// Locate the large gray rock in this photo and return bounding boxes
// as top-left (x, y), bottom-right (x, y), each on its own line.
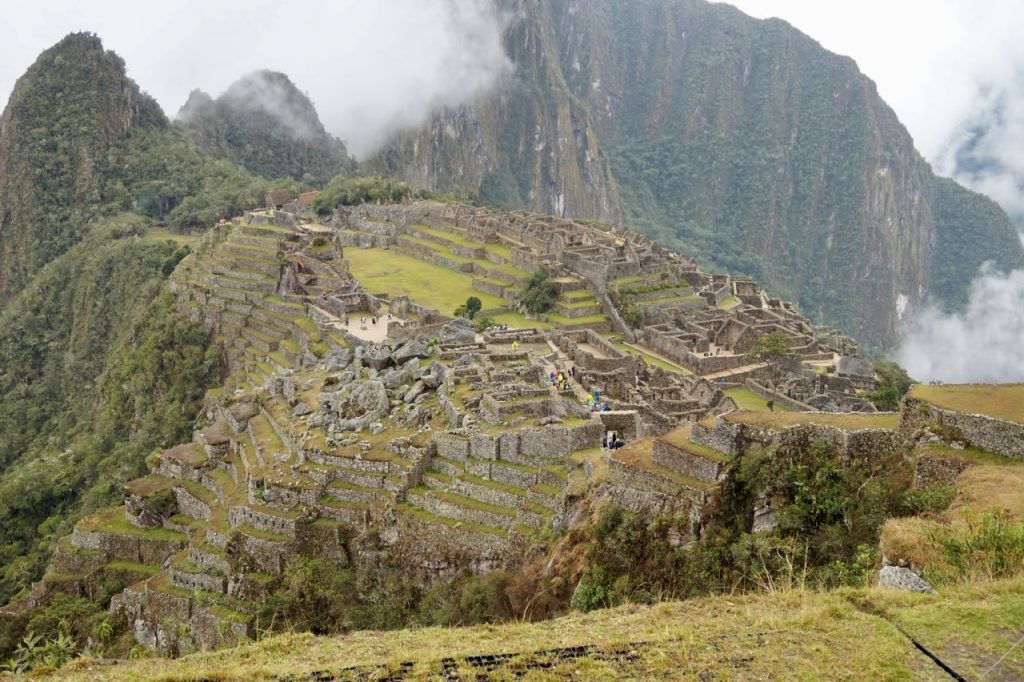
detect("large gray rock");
top-left (404, 380), bottom-right (427, 404)
top-left (438, 318), bottom-right (475, 345)
top-left (362, 343), bottom-right (393, 370)
top-left (877, 565), bottom-right (936, 594)
top-left (324, 348), bottom-right (351, 371)
top-left (316, 380), bottom-right (390, 432)
top-left (393, 340), bottom-right (431, 364)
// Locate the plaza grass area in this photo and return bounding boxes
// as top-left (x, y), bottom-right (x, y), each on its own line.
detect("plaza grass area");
top-left (345, 247), bottom-right (505, 313)
top-left (908, 383), bottom-right (1024, 424)
top-left (724, 409), bottom-right (899, 430)
top-left (50, 577), bottom-right (1024, 680)
top-left (725, 387), bottom-right (788, 412)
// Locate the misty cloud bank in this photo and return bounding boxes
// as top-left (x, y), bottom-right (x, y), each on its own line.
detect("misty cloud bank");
top-left (938, 75), bottom-right (1024, 223)
top-left (896, 265), bottom-right (1024, 383)
top-left (0, 0), bottom-right (512, 159)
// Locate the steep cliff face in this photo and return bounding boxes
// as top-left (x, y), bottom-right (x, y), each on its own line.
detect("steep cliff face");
top-left (176, 70), bottom-right (355, 183)
top-left (371, 1), bottom-right (622, 222)
top-left (0, 33), bottom-right (165, 306)
top-left (370, 0), bottom-right (1024, 346)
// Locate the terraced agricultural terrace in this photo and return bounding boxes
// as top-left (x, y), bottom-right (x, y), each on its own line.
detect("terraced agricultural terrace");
top-left (23, 200), bottom-right (905, 653)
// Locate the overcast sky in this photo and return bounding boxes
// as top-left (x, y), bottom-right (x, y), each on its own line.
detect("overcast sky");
top-left (2, 0), bottom-right (1022, 165)
top-left (0, 0), bottom-right (511, 157)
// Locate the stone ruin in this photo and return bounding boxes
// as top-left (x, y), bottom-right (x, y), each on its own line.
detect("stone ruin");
top-left (20, 200), bottom-right (885, 655)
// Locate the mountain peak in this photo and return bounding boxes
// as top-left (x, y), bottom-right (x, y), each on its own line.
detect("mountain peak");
top-left (174, 69), bottom-right (353, 182)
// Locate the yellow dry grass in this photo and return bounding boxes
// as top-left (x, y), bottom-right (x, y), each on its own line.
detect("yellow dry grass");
top-left (43, 577), bottom-right (1024, 681)
top-left (908, 383), bottom-right (1024, 424)
top-left (723, 410), bottom-right (899, 431)
top-left (880, 465), bottom-right (1024, 574)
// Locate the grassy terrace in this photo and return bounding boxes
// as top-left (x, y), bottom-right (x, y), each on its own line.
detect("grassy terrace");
top-left (397, 502), bottom-right (507, 537)
top-left (608, 337), bottom-right (692, 375)
top-left (658, 424), bottom-right (730, 462)
top-left (345, 247), bottom-right (505, 312)
top-left (612, 438), bottom-right (715, 491)
top-left (915, 441), bottom-right (1024, 467)
top-left (408, 224), bottom-right (519, 260)
top-left (723, 410), bottom-right (900, 431)
top-left (724, 386), bottom-right (786, 412)
top-left (78, 507), bottom-right (187, 542)
top-left (908, 383), bottom-right (1024, 424)
top-left (56, 576), bottom-right (1024, 680)
top-left (490, 311), bottom-right (552, 330)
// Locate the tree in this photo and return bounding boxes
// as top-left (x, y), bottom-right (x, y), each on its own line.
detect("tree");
top-left (865, 360), bottom-right (913, 411)
top-left (746, 330), bottom-right (793, 387)
top-left (464, 296), bottom-right (482, 320)
top-left (519, 269), bottom-right (558, 314)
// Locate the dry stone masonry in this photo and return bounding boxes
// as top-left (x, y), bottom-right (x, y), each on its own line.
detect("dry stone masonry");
top-left (26, 200), bottom-right (903, 654)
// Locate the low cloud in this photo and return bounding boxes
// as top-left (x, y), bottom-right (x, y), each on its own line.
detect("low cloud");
top-left (896, 264), bottom-right (1024, 383)
top-left (937, 74), bottom-right (1024, 224)
top-left (0, 0), bottom-right (511, 158)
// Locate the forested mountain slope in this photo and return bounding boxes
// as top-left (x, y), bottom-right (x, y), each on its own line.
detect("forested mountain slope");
top-left (370, 0), bottom-right (1024, 346)
top-left (0, 34), bottom-right (265, 602)
top-left (176, 70), bottom-right (356, 184)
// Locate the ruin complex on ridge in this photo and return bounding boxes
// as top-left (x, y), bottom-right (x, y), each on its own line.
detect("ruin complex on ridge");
top-left (24, 199), bottom-right (889, 652)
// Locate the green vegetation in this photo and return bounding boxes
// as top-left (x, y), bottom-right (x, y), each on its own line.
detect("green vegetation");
top-left (454, 295), bottom-right (482, 319)
top-left (908, 383), bottom-right (1024, 424)
top-left (0, 229), bottom-right (221, 604)
top-left (725, 387), bottom-right (781, 412)
top-left (930, 177), bottom-right (1024, 308)
top-left (312, 176), bottom-right (410, 215)
top-left (864, 360), bottom-right (913, 411)
top-left (518, 269), bottom-right (558, 314)
top-left (344, 248), bottom-right (503, 312)
top-left (881, 465), bottom-right (1024, 585)
top-left (175, 71), bottom-right (356, 184)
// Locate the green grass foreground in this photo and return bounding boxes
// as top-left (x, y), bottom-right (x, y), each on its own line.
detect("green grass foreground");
top-left (48, 578), bottom-right (1024, 680)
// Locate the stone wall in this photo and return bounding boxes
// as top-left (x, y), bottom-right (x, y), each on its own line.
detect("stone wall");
top-left (901, 397), bottom-right (1024, 459)
top-left (914, 455), bottom-right (971, 489)
top-left (745, 379), bottom-right (816, 412)
top-left (607, 457), bottom-right (708, 499)
top-left (651, 440), bottom-right (723, 482)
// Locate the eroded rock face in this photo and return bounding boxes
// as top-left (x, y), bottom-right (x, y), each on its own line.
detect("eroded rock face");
top-left (315, 380), bottom-right (389, 432)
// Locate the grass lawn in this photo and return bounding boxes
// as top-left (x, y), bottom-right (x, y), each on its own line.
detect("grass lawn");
top-left (724, 410), bottom-right (899, 431)
top-left (608, 338), bottom-right (692, 375)
top-left (725, 387), bottom-right (788, 412)
top-left (142, 227), bottom-right (199, 246)
top-left (345, 248), bottom-right (505, 312)
top-left (490, 311), bottom-right (553, 329)
top-left (908, 383), bottom-right (1024, 424)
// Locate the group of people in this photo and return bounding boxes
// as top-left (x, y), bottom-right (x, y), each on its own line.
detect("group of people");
top-left (549, 367), bottom-right (575, 392)
top-left (603, 431), bottom-right (625, 450)
top-left (343, 312), bottom-right (394, 331)
top-left (585, 387), bottom-right (611, 413)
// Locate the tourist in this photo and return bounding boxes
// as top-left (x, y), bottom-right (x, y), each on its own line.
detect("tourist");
top-left (512, 341), bottom-right (519, 352)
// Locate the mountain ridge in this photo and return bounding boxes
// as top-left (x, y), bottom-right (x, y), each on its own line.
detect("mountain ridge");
top-left (368, 0), bottom-right (1024, 347)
